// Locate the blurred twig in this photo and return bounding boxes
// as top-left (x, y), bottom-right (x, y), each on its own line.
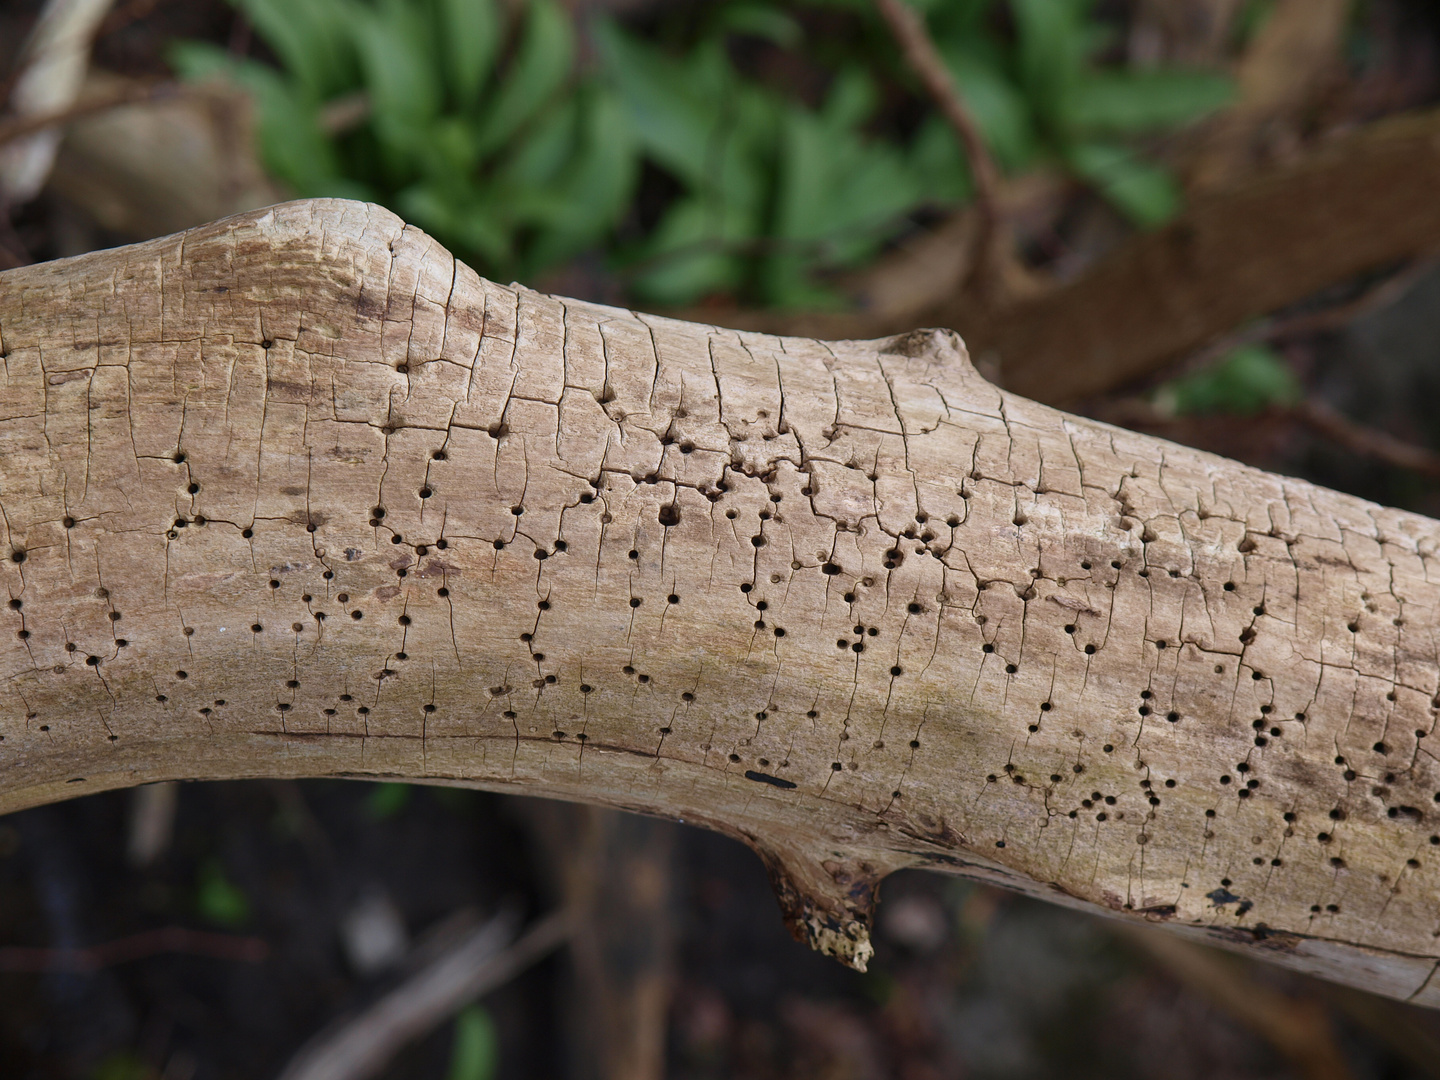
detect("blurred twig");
top-left (0, 0), bottom-right (116, 205)
top-left (1188, 0), bottom-right (1350, 189)
top-left (698, 107), bottom-right (1440, 406)
top-left (871, 0), bottom-right (999, 223)
top-left (0, 926), bottom-right (268, 972)
top-left (276, 909), bottom-right (569, 1080)
top-left (1293, 399), bottom-right (1440, 479)
top-left (1105, 394), bottom-right (1440, 481)
top-left (1232, 256), bottom-right (1436, 354)
top-left (1133, 255), bottom-right (1437, 383)
top-left (518, 802), bottom-right (675, 1080)
top-left (1123, 926), bottom-right (1355, 1080)
top-left (317, 91), bottom-right (371, 136)
top-left (965, 107), bottom-right (1440, 403)
top-left (870, 0), bottom-right (1014, 299)
top-left (127, 780), bottom-right (178, 867)
top-left (0, 78), bottom-right (170, 149)
top-left (44, 73), bottom-right (285, 240)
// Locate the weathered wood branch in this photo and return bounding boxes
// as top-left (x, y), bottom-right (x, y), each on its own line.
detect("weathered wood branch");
top-left (3, 200), bottom-right (1440, 1003)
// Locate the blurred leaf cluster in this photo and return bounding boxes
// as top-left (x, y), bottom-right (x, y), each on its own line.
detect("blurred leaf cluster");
top-left (910, 0), bottom-right (1233, 226)
top-left (448, 1005), bottom-right (499, 1080)
top-left (1156, 343), bottom-right (1303, 417)
top-left (172, 0), bottom-right (629, 282)
top-left (173, 0), bottom-right (1232, 306)
top-left (196, 857), bottom-right (252, 926)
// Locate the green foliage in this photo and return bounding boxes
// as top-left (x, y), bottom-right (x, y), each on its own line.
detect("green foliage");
top-left (91, 1053), bottom-right (155, 1080)
top-left (600, 22), bottom-right (929, 305)
top-left (367, 780), bottom-right (412, 820)
top-left (175, 0), bottom-right (1232, 305)
top-left (603, 0), bottom-right (1230, 302)
top-left (1156, 344), bottom-right (1302, 417)
top-left (171, 0), bottom-right (633, 282)
top-left (196, 859), bottom-right (251, 927)
top-left (448, 1005), bottom-right (499, 1080)
top-left (919, 0), bottom-right (1232, 226)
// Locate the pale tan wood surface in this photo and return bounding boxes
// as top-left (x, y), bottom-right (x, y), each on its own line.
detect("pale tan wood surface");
top-left (3, 200), bottom-right (1439, 1001)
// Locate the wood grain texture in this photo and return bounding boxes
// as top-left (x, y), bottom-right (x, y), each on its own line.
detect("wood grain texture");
top-left (3, 200), bottom-right (1440, 1001)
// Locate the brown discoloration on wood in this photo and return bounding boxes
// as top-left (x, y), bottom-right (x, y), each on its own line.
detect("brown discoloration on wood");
top-left (4, 200), bottom-right (1440, 1000)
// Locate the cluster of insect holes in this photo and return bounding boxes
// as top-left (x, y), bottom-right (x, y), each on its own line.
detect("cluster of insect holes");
top-left (4, 588), bottom-right (132, 741)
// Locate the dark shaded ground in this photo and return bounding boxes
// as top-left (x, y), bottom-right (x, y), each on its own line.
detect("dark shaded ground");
top-left (7, 768), bottom-right (1440, 1079)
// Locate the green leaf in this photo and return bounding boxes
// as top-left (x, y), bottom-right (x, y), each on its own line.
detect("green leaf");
top-left (906, 114), bottom-right (970, 203)
top-left (397, 184), bottom-right (512, 266)
top-left (594, 22), bottom-right (722, 185)
top-left (1067, 70), bottom-right (1234, 135)
top-left (938, 46), bottom-right (1037, 170)
top-left (167, 40), bottom-right (238, 82)
top-left (353, 0), bottom-right (444, 151)
top-left (438, 0), bottom-right (500, 105)
top-left (1068, 142), bottom-right (1181, 227)
top-left (495, 98), bottom-right (581, 188)
top-left (1009, 0), bottom-right (1089, 131)
top-left (714, 3), bottom-right (803, 47)
top-left (629, 196), bottom-right (746, 304)
top-left (428, 116), bottom-right (486, 180)
top-left (771, 103), bottom-right (918, 248)
top-left (603, 26), bottom-right (775, 273)
top-left (367, 781), bottom-right (412, 820)
top-left (448, 1005), bottom-right (499, 1080)
top-left (820, 67), bottom-right (876, 131)
top-left (234, 0), bottom-right (357, 98)
top-left (1157, 344), bottom-right (1301, 417)
top-left (197, 860), bottom-right (251, 927)
top-left (763, 100), bottom-right (919, 305)
top-left (520, 88), bottom-right (638, 272)
top-left (170, 43), bottom-right (342, 195)
top-left (1235, 0), bottom-right (1278, 45)
top-left (916, 0), bottom-right (995, 31)
top-left (570, 87), bottom-right (638, 226)
top-left (474, 0), bottom-right (575, 156)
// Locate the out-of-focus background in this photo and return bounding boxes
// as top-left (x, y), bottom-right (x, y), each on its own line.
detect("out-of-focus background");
top-left (5, 0), bottom-right (1440, 1077)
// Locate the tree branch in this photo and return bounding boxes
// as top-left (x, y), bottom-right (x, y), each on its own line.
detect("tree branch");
top-left (954, 108), bottom-right (1440, 402)
top-left (4, 200), bottom-right (1440, 1004)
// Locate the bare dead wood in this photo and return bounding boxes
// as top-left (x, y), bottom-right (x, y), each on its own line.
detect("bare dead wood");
top-left (7, 200), bottom-right (1440, 1003)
